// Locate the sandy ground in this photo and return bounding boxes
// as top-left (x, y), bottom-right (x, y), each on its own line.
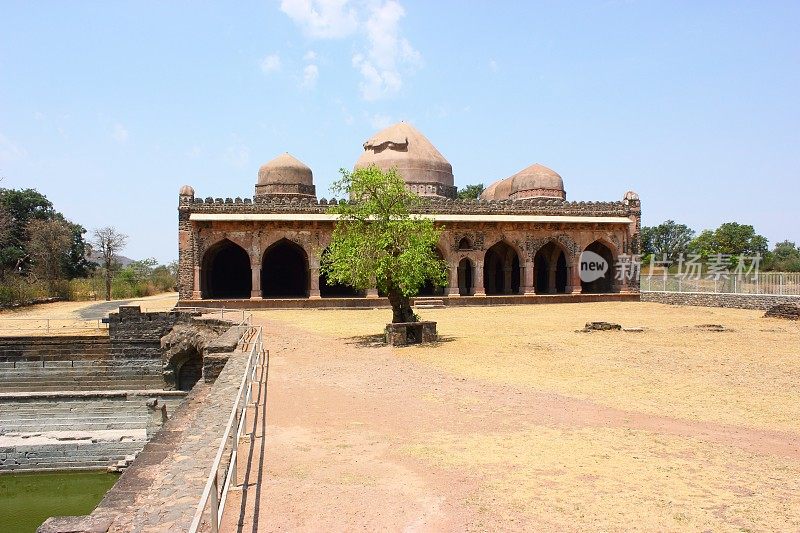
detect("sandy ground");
top-left (224, 302), bottom-right (800, 532)
top-left (0, 293), bottom-right (178, 336)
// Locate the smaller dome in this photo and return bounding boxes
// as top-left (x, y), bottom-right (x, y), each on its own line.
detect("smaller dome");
top-left (480, 177), bottom-right (513, 201)
top-left (255, 153), bottom-right (316, 199)
top-left (509, 164), bottom-right (565, 199)
top-left (257, 153), bottom-right (313, 186)
top-left (179, 185), bottom-right (195, 196)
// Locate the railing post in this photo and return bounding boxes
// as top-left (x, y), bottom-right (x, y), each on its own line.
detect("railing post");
top-left (780, 274), bottom-right (784, 295)
top-left (210, 475), bottom-right (220, 533)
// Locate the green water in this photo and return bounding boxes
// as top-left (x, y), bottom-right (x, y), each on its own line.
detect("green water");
top-left (0, 471), bottom-right (118, 533)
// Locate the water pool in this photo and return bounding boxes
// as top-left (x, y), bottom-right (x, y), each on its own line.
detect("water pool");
top-left (0, 470), bottom-right (118, 533)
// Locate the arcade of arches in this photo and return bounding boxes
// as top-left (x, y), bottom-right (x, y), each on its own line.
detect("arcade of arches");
top-left (196, 234), bottom-right (624, 300)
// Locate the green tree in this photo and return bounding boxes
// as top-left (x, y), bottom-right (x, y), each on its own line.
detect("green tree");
top-left (640, 220), bottom-right (695, 263)
top-left (0, 188), bottom-right (55, 277)
top-left (766, 241), bottom-right (800, 272)
top-left (92, 226), bottom-right (128, 301)
top-left (26, 218), bottom-right (73, 292)
top-left (321, 166), bottom-right (447, 324)
top-left (457, 183), bottom-right (484, 200)
top-left (689, 222), bottom-right (768, 260)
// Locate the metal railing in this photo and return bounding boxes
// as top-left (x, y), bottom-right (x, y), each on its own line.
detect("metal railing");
top-left (188, 325), bottom-right (265, 533)
top-left (173, 306), bottom-right (253, 327)
top-left (641, 272), bottom-right (800, 296)
top-left (0, 318), bottom-right (108, 335)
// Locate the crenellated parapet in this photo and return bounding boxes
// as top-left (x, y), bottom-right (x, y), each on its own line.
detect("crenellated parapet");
top-left (178, 191), bottom-right (636, 218)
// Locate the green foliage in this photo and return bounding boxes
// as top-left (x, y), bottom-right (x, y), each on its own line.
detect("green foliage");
top-left (0, 188), bottom-right (91, 280)
top-left (321, 165), bottom-right (447, 323)
top-left (688, 222), bottom-right (769, 260)
top-left (640, 220), bottom-right (695, 263)
top-left (457, 183), bottom-right (484, 200)
top-left (764, 241), bottom-right (800, 272)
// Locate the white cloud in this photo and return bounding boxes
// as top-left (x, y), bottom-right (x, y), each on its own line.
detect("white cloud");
top-left (278, 0), bottom-right (420, 101)
top-left (112, 123), bottom-right (129, 143)
top-left (0, 133), bottom-right (27, 161)
top-left (489, 59), bottom-right (498, 72)
top-left (369, 113), bottom-right (393, 129)
top-left (260, 53), bottom-right (282, 73)
top-left (280, 0), bottom-right (358, 38)
top-left (353, 0), bottom-right (420, 101)
top-left (300, 64), bottom-right (319, 88)
top-left (303, 50), bottom-right (318, 61)
top-left (225, 144), bottom-right (250, 168)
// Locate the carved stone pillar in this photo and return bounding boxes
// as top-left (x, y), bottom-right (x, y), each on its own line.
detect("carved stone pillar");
top-left (503, 266), bottom-right (513, 294)
top-left (250, 262), bottom-right (262, 299)
top-left (547, 267), bottom-right (557, 294)
top-left (446, 262), bottom-right (459, 297)
top-left (474, 260), bottom-right (486, 296)
top-left (523, 260), bottom-right (535, 295)
top-left (309, 267), bottom-right (320, 298)
top-left (192, 265), bottom-right (201, 300)
top-left (568, 263), bottom-right (583, 294)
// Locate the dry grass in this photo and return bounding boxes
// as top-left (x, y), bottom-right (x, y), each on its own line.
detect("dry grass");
top-left (0, 292), bottom-right (178, 336)
top-left (256, 302), bottom-right (800, 432)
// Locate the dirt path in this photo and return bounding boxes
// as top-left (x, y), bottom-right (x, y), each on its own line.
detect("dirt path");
top-left (223, 316), bottom-right (800, 532)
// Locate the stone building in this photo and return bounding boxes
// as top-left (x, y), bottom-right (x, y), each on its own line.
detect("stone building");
top-left (177, 122), bottom-right (641, 306)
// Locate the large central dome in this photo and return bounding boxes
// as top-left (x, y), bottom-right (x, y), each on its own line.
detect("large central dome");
top-left (354, 121), bottom-right (456, 199)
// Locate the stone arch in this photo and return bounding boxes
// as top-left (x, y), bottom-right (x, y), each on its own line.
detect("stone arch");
top-left (457, 257), bottom-right (475, 296)
top-left (200, 239), bottom-right (252, 299)
top-left (534, 241), bottom-right (569, 294)
top-left (419, 246), bottom-right (447, 296)
top-left (581, 240), bottom-right (617, 294)
top-left (458, 237), bottom-right (473, 251)
top-left (318, 246), bottom-right (365, 298)
top-left (174, 347), bottom-right (202, 391)
top-left (261, 238), bottom-right (310, 298)
top-left (483, 240), bottom-right (521, 295)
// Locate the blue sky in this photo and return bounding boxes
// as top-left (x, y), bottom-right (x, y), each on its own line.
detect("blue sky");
top-left (1, 1), bottom-right (798, 263)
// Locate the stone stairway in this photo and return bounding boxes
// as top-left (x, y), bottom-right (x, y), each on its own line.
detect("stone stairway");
top-left (0, 360), bottom-right (163, 393)
top-left (0, 394), bottom-right (186, 471)
top-left (413, 297), bottom-right (446, 309)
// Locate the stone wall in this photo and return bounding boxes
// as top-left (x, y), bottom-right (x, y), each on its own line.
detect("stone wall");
top-left (641, 291), bottom-right (800, 311)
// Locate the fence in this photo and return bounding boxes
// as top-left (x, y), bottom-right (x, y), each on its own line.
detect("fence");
top-left (189, 325), bottom-right (265, 533)
top-left (0, 318), bottom-right (108, 336)
top-left (641, 272), bottom-right (800, 295)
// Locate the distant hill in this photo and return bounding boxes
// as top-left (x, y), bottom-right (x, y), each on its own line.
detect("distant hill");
top-left (85, 252), bottom-right (134, 267)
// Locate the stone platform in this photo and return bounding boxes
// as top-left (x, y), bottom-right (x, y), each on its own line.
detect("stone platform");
top-left (179, 292), bottom-right (640, 310)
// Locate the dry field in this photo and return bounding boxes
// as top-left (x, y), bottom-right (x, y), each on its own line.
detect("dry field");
top-left (0, 293), bottom-right (179, 336)
top-left (244, 302), bottom-right (800, 531)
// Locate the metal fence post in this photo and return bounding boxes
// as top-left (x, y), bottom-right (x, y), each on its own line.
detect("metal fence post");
top-left (210, 475), bottom-right (220, 533)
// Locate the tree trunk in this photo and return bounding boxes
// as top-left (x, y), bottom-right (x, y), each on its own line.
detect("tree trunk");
top-left (104, 262), bottom-right (112, 301)
top-left (387, 287), bottom-right (415, 323)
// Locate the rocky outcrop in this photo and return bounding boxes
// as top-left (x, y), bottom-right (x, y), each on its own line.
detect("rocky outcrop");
top-left (160, 320), bottom-right (229, 390)
top-left (764, 303), bottom-right (800, 320)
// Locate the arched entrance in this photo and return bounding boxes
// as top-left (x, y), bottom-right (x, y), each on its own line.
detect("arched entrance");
top-left (176, 349), bottom-right (202, 391)
top-left (458, 258), bottom-right (474, 296)
top-left (534, 242), bottom-right (568, 294)
top-left (418, 248), bottom-right (446, 296)
top-left (484, 241), bottom-right (521, 295)
top-left (201, 239), bottom-right (251, 299)
top-left (318, 247), bottom-right (364, 297)
top-left (581, 240), bottom-right (616, 294)
top-left (261, 239), bottom-right (309, 298)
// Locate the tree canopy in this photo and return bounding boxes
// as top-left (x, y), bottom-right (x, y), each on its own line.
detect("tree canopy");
top-left (457, 183), bottom-right (484, 200)
top-left (641, 220), bottom-right (695, 263)
top-left (0, 187), bottom-right (91, 281)
top-left (321, 165), bottom-right (447, 323)
top-left (688, 222), bottom-right (768, 260)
